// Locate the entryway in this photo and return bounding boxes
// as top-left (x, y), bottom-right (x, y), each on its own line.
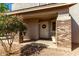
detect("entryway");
top-left (39, 17), bottom-right (57, 42)
top-left (39, 21), bottom-right (49, 39)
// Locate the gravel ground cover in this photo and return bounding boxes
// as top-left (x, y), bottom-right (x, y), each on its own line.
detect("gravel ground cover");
top-left (0, 41), bottom-right (79, 56)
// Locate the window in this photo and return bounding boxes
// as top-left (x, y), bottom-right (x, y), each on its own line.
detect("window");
top-left (52, 22), bottom-right (56, 31)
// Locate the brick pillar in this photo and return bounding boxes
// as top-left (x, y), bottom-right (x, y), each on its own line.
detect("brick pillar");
top-left (56, 13), bottom-right (72, 51)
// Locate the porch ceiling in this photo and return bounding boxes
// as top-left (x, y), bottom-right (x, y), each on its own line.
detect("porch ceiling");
top-left (22, 11), bottom-right (57, 20)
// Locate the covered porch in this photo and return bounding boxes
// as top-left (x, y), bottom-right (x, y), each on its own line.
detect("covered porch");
top-left (23, 13), bottom-right (57, 42)
top-left (21, 11), bottom-right (58, 48)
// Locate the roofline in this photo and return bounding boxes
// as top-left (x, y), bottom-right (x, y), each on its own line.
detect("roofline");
top-left (6, 3), bottom-right (76, 15)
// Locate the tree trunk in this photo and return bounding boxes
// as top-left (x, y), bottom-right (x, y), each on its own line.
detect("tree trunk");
top-left (19, 32), bottom-right (23, 43)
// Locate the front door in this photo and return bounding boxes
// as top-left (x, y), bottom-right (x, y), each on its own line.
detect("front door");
top-left (40, 21), bottom-right (49, 38)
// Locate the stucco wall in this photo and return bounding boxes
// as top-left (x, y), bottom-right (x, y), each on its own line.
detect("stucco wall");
top-left (69, 4), bottom-right (79, 43)
top-left (24, 19), bottom-right (39, 40)
top-left (12, 3), bottom-right (48, 11)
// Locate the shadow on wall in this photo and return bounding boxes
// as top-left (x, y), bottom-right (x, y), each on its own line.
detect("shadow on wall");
top-left (20, 43), bottom-right (47, 56)
top-left (71, 16), bottom-right (79, 51)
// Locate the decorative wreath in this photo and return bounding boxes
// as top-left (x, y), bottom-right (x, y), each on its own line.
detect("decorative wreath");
top-left (42, 24), bottom-right (46, 28)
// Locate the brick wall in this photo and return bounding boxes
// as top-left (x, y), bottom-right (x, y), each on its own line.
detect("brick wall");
top-left (56, 13), bottom-right (72, 51)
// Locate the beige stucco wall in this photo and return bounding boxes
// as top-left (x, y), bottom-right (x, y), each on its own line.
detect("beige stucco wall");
top-left (24, 19), bottom-right (39, 40)
top-left (12, 3), bottom-right (39, 11)
top-left (12, 3), bottom-right (49, 11)
top-left (69, 4), bottom-right (79, 43)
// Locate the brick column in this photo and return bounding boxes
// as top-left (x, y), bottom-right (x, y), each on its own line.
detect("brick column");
top-left (56, 13), bottom-right (72, 51)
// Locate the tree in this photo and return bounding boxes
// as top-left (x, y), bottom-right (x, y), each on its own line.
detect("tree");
top-left (0, 3), bottom-right (27, 55)
top-left (0, 3), bottom-right (9, 12)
